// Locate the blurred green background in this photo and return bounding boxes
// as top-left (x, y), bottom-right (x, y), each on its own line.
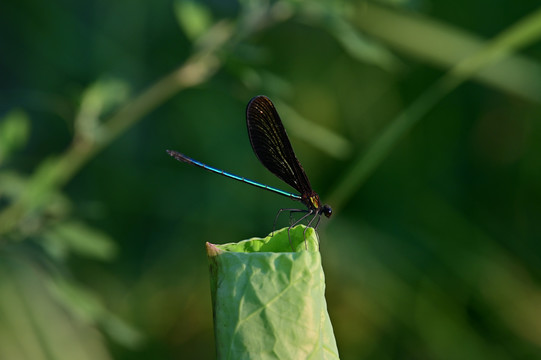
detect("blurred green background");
top-left (1, 0), bottom-right (541, 359)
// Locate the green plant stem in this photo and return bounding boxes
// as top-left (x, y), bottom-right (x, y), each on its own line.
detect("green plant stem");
top-left (328, 5), bottom-right (541, 211)
top-left (0, 5), bottom-right (291, 237)
top-left (0, 23), bottom-right (230, 237)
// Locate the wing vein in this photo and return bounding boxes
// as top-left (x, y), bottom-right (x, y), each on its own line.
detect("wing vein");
top-left (246, 96), bottom-right (313, 196)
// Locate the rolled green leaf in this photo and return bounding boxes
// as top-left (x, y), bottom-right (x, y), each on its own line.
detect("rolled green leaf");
top-left (207, 225), bottom-right (340, 360)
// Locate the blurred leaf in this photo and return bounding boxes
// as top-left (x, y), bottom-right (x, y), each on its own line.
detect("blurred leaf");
top-left (240, 69), bottom-right (295, 98)
top-left (442, 6), bottom-right (541, 91)
top-left (0, 165), bottom-right (74, 238)
top-left (330, 4), bottom-right (541, 210)
top-left (0, 171), bottom-right (72, 218)
top-left (274, 99), bottom-right (352, 159)
top-left (174, 0), bottom-right (213, 41)
top-left (9, 155), bottom-right (68, 221)
top-left (0, 254), bottom-right (113, 360)
top-left (326, 17), bottom-right (402, 72)
top-left (46, 275), bottom-right (143, 348)
top-left (42, 221), bottom-right (117, 261)
top-left (100, 315), bottom-right (144, 349)
top-left (0, 171), bottom-right (28, 201)
top-left (354, 2), bottom-right (541, 103)
top-left (288, 0), bottom-right (402, 71)
top-left (75, 78), bottom-right (131, 143)
top-left (0, 109), bottom-right (29, 165)
top-left (47, 273), bottom-right (107, 324)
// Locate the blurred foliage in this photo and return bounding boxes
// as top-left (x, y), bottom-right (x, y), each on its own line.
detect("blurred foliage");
top-left (1, 0), bottom-right (541, 359)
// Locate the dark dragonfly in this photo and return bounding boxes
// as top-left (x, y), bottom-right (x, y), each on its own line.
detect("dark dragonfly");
top-left (167, 95), bottom-right (332, 249)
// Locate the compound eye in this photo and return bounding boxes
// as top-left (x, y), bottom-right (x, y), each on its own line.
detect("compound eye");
top-left (323, 205), bottom-right (332, 218)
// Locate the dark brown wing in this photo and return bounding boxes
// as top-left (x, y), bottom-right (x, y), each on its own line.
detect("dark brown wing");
top-left (246, 96), bottom-right (313, 195)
